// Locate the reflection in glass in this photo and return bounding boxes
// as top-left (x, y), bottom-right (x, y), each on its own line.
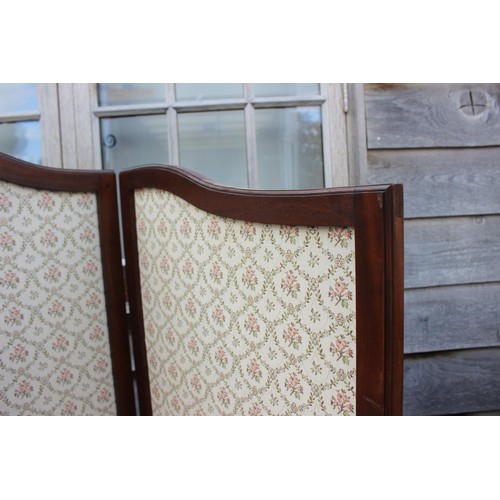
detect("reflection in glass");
top-left (100, 115), bottom-right (169, 171)
top-left (0, 84), bottom-right (39, 114)
top-left (255, 107), bottom-right (324, 190)
top-left (253, 83), bottom-right (319, 98)
top-left (176, 84), bottom-right (243, 101)
top-left (98, 84), bottom-right (165, 106)
top-left (178, 111), bottom-right (247, 187)
top-left (0, 121), bottom-right (42, 164)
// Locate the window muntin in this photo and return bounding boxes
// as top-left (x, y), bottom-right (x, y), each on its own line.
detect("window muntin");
top-left (96, 83), bottom-right (326, 189)
top-left (0, 84), bottom-right (42, 164)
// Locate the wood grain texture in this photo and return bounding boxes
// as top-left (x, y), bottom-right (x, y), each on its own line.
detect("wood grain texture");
top-left (405, 283), bottom-right (500, 353)
top-left (405, 215), bottom-right (500, 289)
top-left (365, 83), bottom-right (500, 149)
top-left (403, 347), bottom-right (500, 415)
top-left (366, 148), bottom-right (500, 218)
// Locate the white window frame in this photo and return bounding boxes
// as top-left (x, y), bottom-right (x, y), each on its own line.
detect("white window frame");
top-left (0, 84), bottom-right (62, 167)
top-left (57, 83), bottom-right (349, 187)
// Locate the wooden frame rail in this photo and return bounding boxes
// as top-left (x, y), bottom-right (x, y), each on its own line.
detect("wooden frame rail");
top-left (0, 152), bottom-right (135, 415)
top-left (120, 164), bottom-right (404, 416)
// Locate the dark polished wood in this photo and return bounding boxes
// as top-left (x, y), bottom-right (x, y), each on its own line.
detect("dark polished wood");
top-left (0, 152), bottom-right (135, 415)
top-left (120, 163), bottom-right (404, 416)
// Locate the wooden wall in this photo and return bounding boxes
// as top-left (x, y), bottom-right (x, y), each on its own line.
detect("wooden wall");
top-left (350, 83), bottom-right (500, 415)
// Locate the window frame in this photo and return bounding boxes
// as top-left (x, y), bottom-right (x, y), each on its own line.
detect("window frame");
top-left (84, 83), bottom-right (348, 188)
top-left (0, 83), bottom-right (62, 167)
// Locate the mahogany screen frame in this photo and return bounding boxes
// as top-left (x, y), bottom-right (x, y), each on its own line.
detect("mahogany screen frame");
top-left (0, 152), bottom-right (135, 415)
top-left (120, 164), bottom-right (404, 416)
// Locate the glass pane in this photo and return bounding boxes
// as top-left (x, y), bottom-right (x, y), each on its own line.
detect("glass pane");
top-left (176, 84), bottom-right (243, 101)
top-left (100, 115), bottom-right (169, 171)
top-left (0, 121), bottom-right (42, 164)
top-left (98, 83), bottom-right (165, 106)
top-left (255, 107), bottom-right (324, 189)
top-left (253, 83), bottom-right (320, 98)
top-left (178, 111), bottom-right (247, 187)
top-left (0, 83), bottom-right (39, 114)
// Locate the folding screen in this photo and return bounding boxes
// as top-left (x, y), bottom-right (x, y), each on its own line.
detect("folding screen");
top-left (0, 153), bottom-right (134, 415)
top-left (120, 165), bottom-right (404, 416)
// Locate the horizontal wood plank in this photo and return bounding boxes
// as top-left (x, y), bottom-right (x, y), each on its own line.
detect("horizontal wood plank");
top-left (405, 215), bottom-right (500, 288)
top-left (403, 348), bottom-right (500, 415)
top-left (365, 148), bottom-right (500, 218)
top-left (365, 83), bottom-right (500, 149)
top-left (405, 283), bottom-right (500, 353)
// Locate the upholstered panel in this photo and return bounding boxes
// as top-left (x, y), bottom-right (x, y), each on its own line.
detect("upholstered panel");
top-left (135, 188), bottom-right (356, 415)
top-left (0, 180), bottom-right (117, 415)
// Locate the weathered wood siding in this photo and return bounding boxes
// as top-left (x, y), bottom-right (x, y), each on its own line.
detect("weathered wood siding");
top-left (355, 83), bottom-right (500, 415)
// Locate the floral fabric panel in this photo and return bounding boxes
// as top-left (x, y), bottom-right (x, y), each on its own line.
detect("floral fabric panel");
top-left (0, 180), bottom-right (116, 415)
top-left (135, 189), bottom-right (356, 415)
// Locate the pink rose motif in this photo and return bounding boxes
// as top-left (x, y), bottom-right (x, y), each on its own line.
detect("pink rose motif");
top-left (182, 260), bottom-right (194, 277)
top-left (77, 193), bottom-right (93, 209)
top-left (61, 401), bottom-right (78, 416)
top-left (48, 300), bottom-right (65, 318)
top-left (212, 307), bottom-right (225, 326)
top-left (0, 192), bottom-right (12, 212)
top-left (160, 257), bottom-right (170, 272)
top-left (83, 261), bottom-right (98, 276)
top-left (285, 373), bottom-right (303, 399)
top-left (5, 307), bottom-right (24, 326)
top-left (281, 271), bottom-right (300, 298)
top-left (188, 338), bottom-right (199, 354)
top-left (97, 388), bottom-right (112, 403)
top-left (37, 193), bottom-right (55, 211)
top-left (9, 344), bottom-right (29, 363)
top-left (52, 334), bottom-right (69, 352)
top-left (90, 325), bottom-right (105, 341)
top-left (14, 380), bottom-right (33, 399)
top-left (247, 359), bottom-right (262, 382)
top-left (240, 222), bottom-right (256, 241)
top-left (217, 387), bottom-right (230, 408)
top-left (244, 314), bottom-right (260, 336)
top-left (249, 403), bottom-right (262, 416)
top-left (328, 227), bottom-right (353, 248)
top-left (86, 292), bottom-right (101, 310)
top-left (57, 369), bottom-right (74, 385)
top-left (171, 396), bottom-right (181, 413)
top-left (209, 262), bottom-right (223, 284)
top-left (331, 390), bottom-right (354, 415)
top-left (0, 271), bottom-right (20, 289)
top-left (158, 218), bottom-right (168, 236)
top-left (79, 227), bottom-right (95, 243)
top-left (185, 298), bottom-right (197, 317)
top-left (0, 232), bottom-right (16, 251)
top-left (166, 329), bottom-right (175, 344)
top-left (208, 218), bottom-right (221, 238)
top-left (283, 323), bottom-right (302, 349)
top-left (329, 278), bottom-right (352, 307)
top-left (280, 225), bottom-right (299, 243)
top-left (168, 364), bottom-right (178, 379)
top-left (330, 337), bottom-right (354, 364)
top-left (191, 374), bottom-right (202, 393)
top-left (180, 218), bottom-right (192, 237)
top-left (94, 358), bottom-right (108, 374)
top-left (242, 267), bottom-right (258, 290)
top-left (44, 266), bottom-right (61, 283)
top-left (215, 347), bottom-right (228, 368)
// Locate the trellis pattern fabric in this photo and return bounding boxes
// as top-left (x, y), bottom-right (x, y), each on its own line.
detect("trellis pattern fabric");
top-left (135, 189), bottom-right (357, 415)
top-left (0, 180), bottom-right (116, 415)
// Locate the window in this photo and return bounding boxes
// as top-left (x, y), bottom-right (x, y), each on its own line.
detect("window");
top-left (0, 83), bottom-right (349, 187)
top-left (0, 83), bottom-right (61, 167)
top-left (0, 84), bottom-right (42, 164)
top-left (95, 83), bottom-right (346, 189)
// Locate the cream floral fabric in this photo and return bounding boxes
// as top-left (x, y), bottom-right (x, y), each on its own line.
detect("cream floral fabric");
top-left (135, 189), bottom-right (356, 415)
top-left (0, 180), bottom-right (116, 415)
